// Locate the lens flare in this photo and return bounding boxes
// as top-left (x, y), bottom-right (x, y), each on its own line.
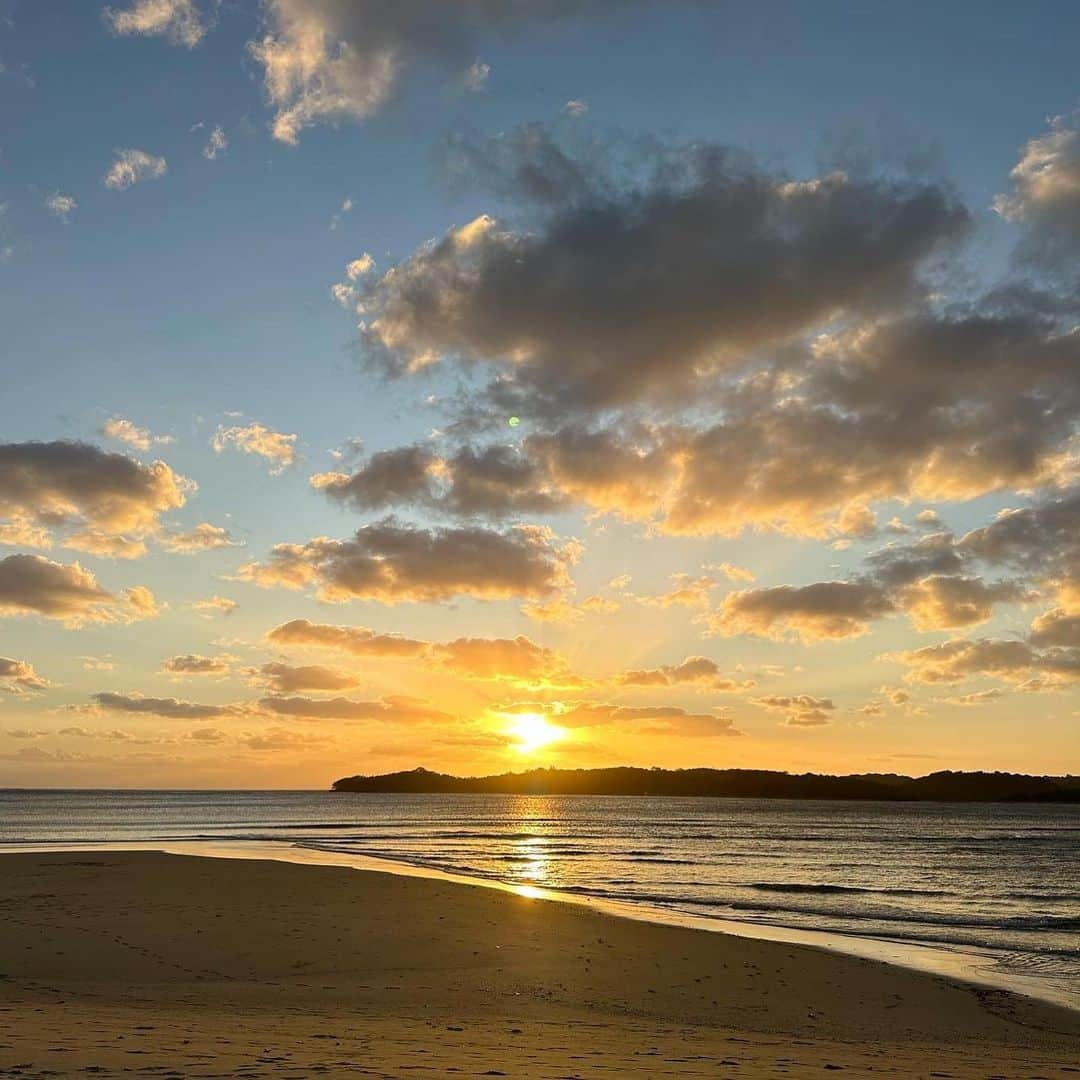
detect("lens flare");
top-left (506, 711), bottom-right (562, 753)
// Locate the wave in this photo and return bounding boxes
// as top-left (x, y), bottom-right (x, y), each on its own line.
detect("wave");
top-left (748, 882), bottom-right (952, 897)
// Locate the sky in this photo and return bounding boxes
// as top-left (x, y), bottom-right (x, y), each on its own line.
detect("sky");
top-left (0, 0), bottom-right (1078, 789)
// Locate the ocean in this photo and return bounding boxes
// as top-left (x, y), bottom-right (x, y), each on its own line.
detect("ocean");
top-left (2, 789), bottom-right (1077, 1009)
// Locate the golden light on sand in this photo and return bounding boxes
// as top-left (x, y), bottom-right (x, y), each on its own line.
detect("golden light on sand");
top-left (505, 712), bottom-right (563, 753)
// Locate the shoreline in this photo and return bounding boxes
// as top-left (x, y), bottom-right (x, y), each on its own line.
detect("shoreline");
top-left (3, 837), bottom-right (1078, 1015)
top-left (0, 849), bottom-right (1077, 1079)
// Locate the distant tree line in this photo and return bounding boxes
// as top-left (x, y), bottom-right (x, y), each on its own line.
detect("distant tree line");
top-left (331, 766), bottom-right (1080, 802)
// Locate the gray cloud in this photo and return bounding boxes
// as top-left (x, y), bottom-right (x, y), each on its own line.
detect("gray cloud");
top-left (104, 0), bottom-right (208, 47)
top-left (92, 691), bottom-right (233, 720)
top-left (357, 128), bottom-right (967, 419)
top-left (162, 654), bottom-right (232, 676)
top-left (0, 657), bottom-right (50, 692)
top-left (0, 554), bottom-right (159, 627)
top-left (251, 1), bottom-right (654, 144)
top-left (238, 518), bottom-right (577, 604)
top-left (258, 694), bottom-right (453, 724)
top-left (753, 694), bottom-right (836, 727)
top-left (252, 662), bottom-right (362, 694)
top-left (266, 618), bottom-right (428, 658)
top-left (995, 111), bottom-right (1080, 284)
top-left (617, 655), bottom-right (752, 692)
top-left (0, 440), bottom-right (189, 557)
top-left (710, 580), bottom-right (896, 642)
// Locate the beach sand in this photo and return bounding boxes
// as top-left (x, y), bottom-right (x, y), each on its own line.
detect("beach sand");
top-left (0, 852), bottom-right (1077, 1078)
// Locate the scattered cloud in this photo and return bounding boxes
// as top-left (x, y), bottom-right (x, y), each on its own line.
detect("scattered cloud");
top-left (0, 657), bottom-right (50, 693)
top-left (258, 694), bottom-right (453, 724)
top-left (238, 519), bottom-right (577, 604)
top-left (213, 422), bottom-right (298, 474)
top-left (618, 656), bottom-right (754, 693)
top-left (160, 523), bottom-right (240, 554)
top-left (464, 59), bottom-right (490, 92)
top-left (101, 417), bottom-right (174, 451)
top-left (103, 148), bottom-right (167, 190)
top-left (248, 0), bottom-right (640, 144)
top-left (0, 554), bottom-right (159, 627)
top-left (0, 440), bottom-right (190, 557)
top-left (249, 661), bottom-right (361, 694)
top-left (162, 653), bottom-right (232, 677)
top-left (753, 694), bottom-right (837, 727)
top-left (91, 690), bottom-right (236, 720)
top-left (191, 595), bottom-right (238, 617)
top-left (45, 193), bottom-right (77, 221)
top-left (202, 125), bottom-right (227, 160)
top-left (103, 0), bottom-right (208, 47)
top-left (710, 580), bottom-right (895, 642)
top-left (266, 618), bottom-right (426, 658)
top-left (994, 110), bottom-right (1080, 281)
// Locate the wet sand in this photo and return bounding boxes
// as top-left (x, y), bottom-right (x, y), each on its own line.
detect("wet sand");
top-left (0, 851), bottom-right (1077, 1078)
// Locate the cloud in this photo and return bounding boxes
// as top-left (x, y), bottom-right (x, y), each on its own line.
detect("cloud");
top-left (564, 99), bottom-right (588, 117)
top-left (241, 726), bottom-right (334, 752)
top-left (160, 523), bottom-right (240, 554)
top-left (634, 573), bottom-right (720, 608)
top-left (203, 125), bottom-right (227, 160)
top-left (548, 701), bottom-right (740, 738)
top-left (162, 654), bottom-right (231, 676)
top-left (753, 693), bottom-right (836, 727)
top-left (266, 618), bottom-right (427, 658)
top-left (661, 313), bottom-right (1079, 537)
top-left (267, 618), bottom-right (582, 688)
top-left (237, 519), bottom-right (577, 604)
top-left (710, 521), bottom-right (1040, 644)
top-left (337, 304), bottom-right (1078, 540)
top-left (520, 593), bottom-right (619, 623)
top-left (429, 635), bottom-right (583, 689)
top-left (0, 440), bottom-right (190, 556)
top-left (104, 148), bottom-right (168, 190)
top-left (183, 726), bottom-right (229, 744)
top-left (944, 688), bottom-right (1005, 707)
top-left (191, 594), bottom-right (237, 616)
top-left (0, 657), bottom-right (50, 693)
top-left (464, 59), bottom-right (490, 92)
top-left (313, 441), bottom-right (569, 518)
top-left (258, 694), bottom-right (453, 724)
top-left (91, 691), bottom-right (234, 719)
top-left (359, 126), bottom-right (967, 417)
top-left (103, 0), bottom-right (208, 46)
top-left (957, 488), bottom-right (1080, 598)
top-left (897, 574), bottom-right (1029, 632)
top-left (994, 111), bottom-right (1080, 281)
top-left (1028, 607), bottom-right (1080, 649)
top-left (0, 554), bottom-right (159, 627)
top-left (710, 580), bottom-right (895, 642)
top-left (250, 661), bottom-right (361, 694)
top-left (617, 655), bottom-right (753, 692)
top-left (887, 637), bottom-right (1080, 687)
top-left (213, 422), bottom-right (298, 474)
top-left (101, 417), bottom-right (174, 451)
top-left (45, 193), bottom-right (77, 221)
top-left (249, 1), bottom-right (641, 144)
top-left (347, 254), bottom-right (376, 279)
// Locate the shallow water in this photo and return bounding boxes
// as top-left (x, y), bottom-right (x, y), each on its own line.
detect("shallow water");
top-left (1, 788), bottom-right (1077, 1007)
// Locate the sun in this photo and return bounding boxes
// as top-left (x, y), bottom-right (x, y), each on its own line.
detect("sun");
top-left (505, 712), bottom-right (563, 754)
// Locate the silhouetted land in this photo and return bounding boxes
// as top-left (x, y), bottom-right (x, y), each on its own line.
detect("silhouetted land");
top-left (332, 766), bottom-right (1080, 802)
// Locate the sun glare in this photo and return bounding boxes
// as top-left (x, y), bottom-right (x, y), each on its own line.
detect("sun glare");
top-left (506, 712), bottom-right (563, 754)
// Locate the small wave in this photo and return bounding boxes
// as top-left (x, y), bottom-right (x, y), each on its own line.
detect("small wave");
top-left (749, 882), bottom-right (951, 898)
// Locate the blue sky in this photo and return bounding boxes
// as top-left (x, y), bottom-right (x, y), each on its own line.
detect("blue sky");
top-left (0, 0), bottom-right (1077, 786)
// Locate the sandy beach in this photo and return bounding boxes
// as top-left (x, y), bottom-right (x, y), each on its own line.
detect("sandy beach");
top-left (0, 852), bottom-right (1076, 1078)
